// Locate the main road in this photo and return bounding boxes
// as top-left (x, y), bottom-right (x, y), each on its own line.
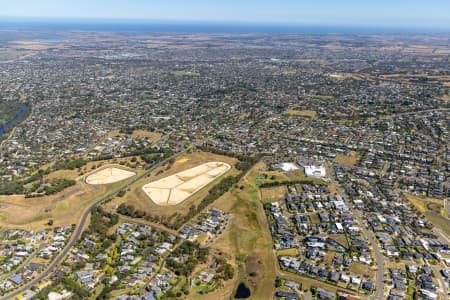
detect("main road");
top-left (1, 148), bottom-right (190, 300)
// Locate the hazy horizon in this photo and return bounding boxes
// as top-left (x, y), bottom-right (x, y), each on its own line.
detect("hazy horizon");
top-left (0, 16), bottom-right (449, 35)
top-left (1, 0), bottom-right (450, 31)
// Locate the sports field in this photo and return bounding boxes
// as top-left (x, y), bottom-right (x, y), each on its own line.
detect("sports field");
top-left (85, 167), bottom-right (136, 185)
top-left (142, 162), bottom-right (231, 205)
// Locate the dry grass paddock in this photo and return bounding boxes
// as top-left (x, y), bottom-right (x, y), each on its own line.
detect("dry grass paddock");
top-left (0, 162), bottom-right (140, 230)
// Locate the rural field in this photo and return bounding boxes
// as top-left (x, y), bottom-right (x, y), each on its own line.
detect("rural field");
top-left (142, 162), bottom-right (231, 205)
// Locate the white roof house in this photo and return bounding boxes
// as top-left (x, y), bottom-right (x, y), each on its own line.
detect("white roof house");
top-left (303, 163), bottom-right (326, 178)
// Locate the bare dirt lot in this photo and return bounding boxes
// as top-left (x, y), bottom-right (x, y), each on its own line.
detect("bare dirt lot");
top-left (142, 162), bottom-right (231, 205)
top-left (85, 166), bottom-right (136, 185)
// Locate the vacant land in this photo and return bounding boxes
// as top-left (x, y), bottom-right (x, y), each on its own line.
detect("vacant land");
top-left (85, 166), bottom-right (136, 185)
top-left (329, 72), bottom-right (371, 80)
top-left (335, 151), bottom-right (359, 166)
top-left (172, 70), bottom-right (200, 76)
top-left (142, 162), bottom-right (231, 205)
top-left (286, 109), bottom-right (318, 119)
top-left (328, 234), bottom-right (349, 249)
top-left (349, 262), bottom-right (373, 278)
top-left (256, 164), bottom-right (313, 186)
top-left (404, 193), bottom-right (446, 215)
top-left (256, 170), bottom-right (291, 185)
top-left (130, 129), bottom-right (162, 140)
top-left (261, 186), bottom-right (286, 203)
top-left (276, 248), bottom-right (298, 256)
top-left (404, 193), bottom-right (450, 236)
top-left (101, 129), bottom-right (161, 142)
top-left (0, 183), bottom-right (113, 230)
top-left (328, 183), bottom-right (338, 195)
top-left (312, 94), bottom-right (334, 100)
top-left (256, 165), bottom-right (324, 191)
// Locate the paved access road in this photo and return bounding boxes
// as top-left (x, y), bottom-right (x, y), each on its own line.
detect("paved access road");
top-left (1, 149), bottom-right (189, 300)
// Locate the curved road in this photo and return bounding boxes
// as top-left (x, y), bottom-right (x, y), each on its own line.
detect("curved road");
top-left (1, 149), bottom-right (189, 300)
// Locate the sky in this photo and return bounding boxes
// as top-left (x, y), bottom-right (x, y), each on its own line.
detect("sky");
top-left (1, 0), bottom-right (450, 29)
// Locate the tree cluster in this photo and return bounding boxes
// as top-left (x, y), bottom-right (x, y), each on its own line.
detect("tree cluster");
top-left (53, 158), bottom-right (87, 171)
top-left (166, 241), bottom-right (208, 276)
top-left (84, 207), bottom-right (119, 239)
top-left (43, 179), bottom-right (76, 195)
top-left (259, 179), bottom-right (320, 188)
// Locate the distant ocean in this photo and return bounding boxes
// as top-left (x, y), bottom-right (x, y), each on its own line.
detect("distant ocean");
top-left (0, 17), bottom-right (447, 34)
